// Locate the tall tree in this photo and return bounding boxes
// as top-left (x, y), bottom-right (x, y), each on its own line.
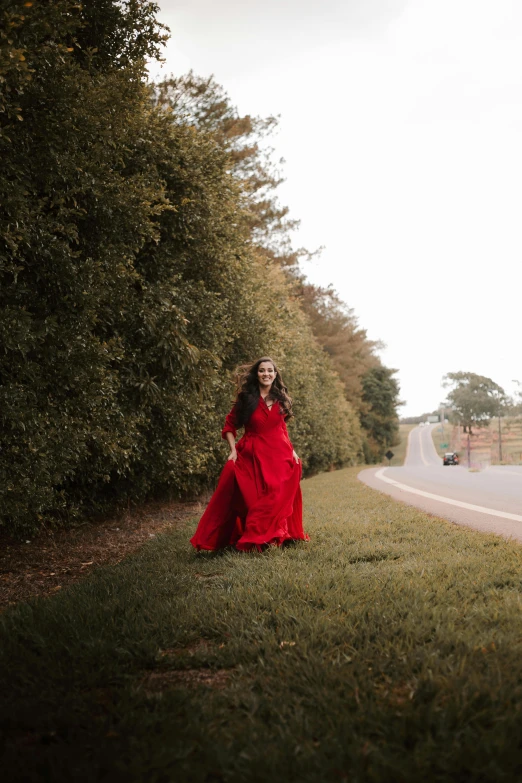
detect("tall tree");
top-left (360, 366), bottom-right (402, 462)
top-left (153, 72), bottom-right (298, 259)
top-left (442, 372), bottom-right (506, 433)
top-left (294, 280), bottom-right (382, 410)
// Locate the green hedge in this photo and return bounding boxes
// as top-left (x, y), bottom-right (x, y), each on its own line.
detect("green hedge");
top-left (0, 0), bottom-right (362, 536)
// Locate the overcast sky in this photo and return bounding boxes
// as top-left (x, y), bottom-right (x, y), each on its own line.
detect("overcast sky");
top-left (149, 0), bottom-right (522, 416)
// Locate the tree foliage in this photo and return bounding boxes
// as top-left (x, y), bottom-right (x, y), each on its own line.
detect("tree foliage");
top-left (0, 0), bottom-right (364, 536)
top-left (359, 366), bottom-right (401, 462)
top-left (293, 279), bottom-right (401, 460)
top-left (155, 73), bottom-right (401, 461)
top-left (442, 372), bottom-right (506, 433)
top-left (294, 283), bottom-right (380, 402)
top-left (1, 0), bottom-right (171, 532)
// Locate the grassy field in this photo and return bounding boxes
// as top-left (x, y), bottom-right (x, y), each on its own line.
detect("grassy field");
top-left (485, 416), bottom-right (522, 465)
top-left (4, 468), bottom-right (522, 782)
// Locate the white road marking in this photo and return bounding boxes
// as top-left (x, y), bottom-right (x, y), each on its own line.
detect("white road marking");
top-left (418, 428), bottom-right (428, 466)
top-left (411, 425), bottom-right (429, 466)
top-left (375, 468), bottom-right (522, 523)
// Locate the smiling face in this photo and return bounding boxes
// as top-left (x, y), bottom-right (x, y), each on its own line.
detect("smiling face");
top-left (257, 361), bottom-right (276, 391)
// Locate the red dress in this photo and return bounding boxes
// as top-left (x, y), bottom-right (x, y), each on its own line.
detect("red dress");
top-left (190, 398), bottom-right (308, 551)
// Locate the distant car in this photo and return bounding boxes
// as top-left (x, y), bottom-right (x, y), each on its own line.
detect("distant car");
top-left (443, 452), bottom-right (459, 466)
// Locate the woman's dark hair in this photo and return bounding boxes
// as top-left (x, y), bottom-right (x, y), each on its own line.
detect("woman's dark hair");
top-left (233, 356), bottom-right (293, 428)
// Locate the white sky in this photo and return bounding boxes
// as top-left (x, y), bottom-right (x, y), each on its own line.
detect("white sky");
top-left (149, 0), bottom-right (522, 416)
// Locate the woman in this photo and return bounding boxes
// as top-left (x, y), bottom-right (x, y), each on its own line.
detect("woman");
top-left (190, 357), bottom-right (309, 552)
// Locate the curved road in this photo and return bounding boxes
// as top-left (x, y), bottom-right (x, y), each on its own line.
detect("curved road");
top-left (359, 424), bottom-right (522, 542)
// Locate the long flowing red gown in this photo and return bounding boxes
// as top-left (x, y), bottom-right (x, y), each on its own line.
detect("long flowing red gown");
top-left (190, 398), bottom-right (309, 551)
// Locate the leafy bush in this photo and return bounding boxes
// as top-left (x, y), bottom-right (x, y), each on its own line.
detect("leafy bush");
top-left (0, 1), bottom-right (364, 536)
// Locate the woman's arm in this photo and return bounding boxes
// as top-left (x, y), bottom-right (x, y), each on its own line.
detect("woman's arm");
top-left (283, 419), bottom-right (299, 464)
top-left (222, 404), bottom-right (238, 461)
top-left (225, 431), bottom-right (237, 461)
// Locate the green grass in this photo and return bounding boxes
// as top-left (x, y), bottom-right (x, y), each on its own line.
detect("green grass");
top-left (430, 423), bottom-right (452, 457)
top-left (4, 468), bottom-right (522, 781)
top-left (387, 423), bottom-right (415, 466)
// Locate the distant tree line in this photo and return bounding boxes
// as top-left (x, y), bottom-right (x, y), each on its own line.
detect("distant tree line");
top-left (401, 412), bottom-right (440, 425)
top-left (0, 0), bottom-right (400, 536)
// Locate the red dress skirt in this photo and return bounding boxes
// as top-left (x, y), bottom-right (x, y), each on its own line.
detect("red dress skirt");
top-left (190, 398), bottom-right (309, 552)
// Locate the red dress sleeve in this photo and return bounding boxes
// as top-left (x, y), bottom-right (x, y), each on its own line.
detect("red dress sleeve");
top-left (221, 404), bottom-right (238, 440)
top-left (282, 419), bottom-right (293, 448)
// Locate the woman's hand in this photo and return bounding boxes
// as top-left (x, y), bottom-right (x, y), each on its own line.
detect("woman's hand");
top-left (225, 432), bottom-right (237, 462)
top-left (292, 450), bottom-right (300, 464)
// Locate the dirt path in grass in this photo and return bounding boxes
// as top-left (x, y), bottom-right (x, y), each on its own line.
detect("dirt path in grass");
top-left (0, 498), bottom-right (206, 612)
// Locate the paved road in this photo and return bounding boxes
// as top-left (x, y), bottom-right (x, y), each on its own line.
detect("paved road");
top-left (359, 424), bottom-right (522, 542)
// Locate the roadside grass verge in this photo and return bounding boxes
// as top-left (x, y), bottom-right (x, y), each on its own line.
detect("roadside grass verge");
top-left (3, 468), bottom-right (522, 781)
top-left (387, 423), bottom-right (415, 466)
top-left (430, 422), bottom-right (452, 457)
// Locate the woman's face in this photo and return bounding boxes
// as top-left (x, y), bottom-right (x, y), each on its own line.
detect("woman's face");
top-left (257, 362), bottom-right (276, 389)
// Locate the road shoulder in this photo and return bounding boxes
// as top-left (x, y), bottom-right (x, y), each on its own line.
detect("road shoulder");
top-left (358, 466), bottom-right (522, 543)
